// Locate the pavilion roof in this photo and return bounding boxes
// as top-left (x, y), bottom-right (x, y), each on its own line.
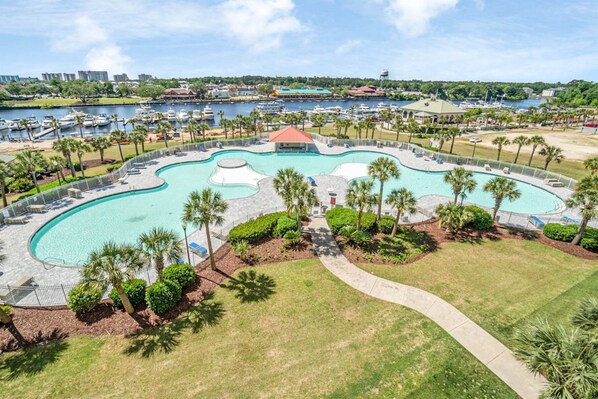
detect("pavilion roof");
top-left (269, 127), bottom-right (314, 143)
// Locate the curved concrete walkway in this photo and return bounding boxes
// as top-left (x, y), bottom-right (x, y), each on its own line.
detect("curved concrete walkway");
top-left (305, 217), bottom-right (546, 399)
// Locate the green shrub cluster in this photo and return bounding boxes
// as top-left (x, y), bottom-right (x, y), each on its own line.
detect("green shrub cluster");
top-left (376, 216), bottom-right (396, 234)
top-left (163, 263), bottom-right (197, 289)
top-left (107, 163), bottom-right (122, 172)
top-left (109, 279), bottom-right (147, 309)
top-left (464, 206), bottom-right (494, 230)
top-left (145, 279), bottom-right (182, 314)
top-left (228, 212), bottom-right (286, 244)
top-left (283, 230), bottom-right (302, 248)
top-left (325, 208), bottom-right (376, 234)
top-left (68, 282), bottom-right (105, 313)
top-left (273, 215), bottom-right (298, 237)
top-left (543, 223), bottom-right (598, 252)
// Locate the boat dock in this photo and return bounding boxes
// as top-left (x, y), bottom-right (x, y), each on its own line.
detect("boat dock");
top-left (33, 127), bottom-right (59, 139)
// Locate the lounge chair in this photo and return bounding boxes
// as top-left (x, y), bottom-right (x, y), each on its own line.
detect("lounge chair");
top-left (327, 142), bottom-right (333, 148)
top-left (132, 162), bottom-right (146, 169)
top-left (484, 164), bottom-right (492, 171)
top-left (562, 216), bottom-right (580, 225)
top-left (344, 143), bottom-right (350, 149)
top-left (547, 181), bottom-right (564, 187)
top-left (0, 275), bottom-right (34, 300)
top-left (217, 142), bottom-right (223, 149)
top-left (4, 216), bottom-right (28, 224)
top-left (414, 152), bottom-right (423, 158)
top-left (529, 215), bottom-right (545, 229)
top-left (118, 176), bottom-right (128, 184)
top-left (436, 157), bottom-right (443, 164)
top-left (308, 176), bottom-right (316, 186)
top-left (188, 242), bottom-right (208, 257)
top-left (503, 167), bottom-right (510, 174)
top-left (27, 204), bottom-right (46, 213)
top-left (127, 168), bottom-right (141, 175)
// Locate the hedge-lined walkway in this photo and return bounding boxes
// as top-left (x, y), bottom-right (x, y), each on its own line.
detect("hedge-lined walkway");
top-left (305, 216), bottom-right (547, 399)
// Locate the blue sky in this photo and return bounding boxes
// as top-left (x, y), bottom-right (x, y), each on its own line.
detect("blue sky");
top-left (0, 0), bottom-right (597, 82)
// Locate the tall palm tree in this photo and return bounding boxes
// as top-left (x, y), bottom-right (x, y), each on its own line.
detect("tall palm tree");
top-left (565, 175), bottom-right (598, 245)
top-left (512, 135), bottom-right (530, 164)
top-left (288, 180), bottom-right (319, 230)
top-left (217, 109), bottom-right (224, 123)
top-left (249, 109), bottom-right (261, 133)
top-left (584, 157), bottom-right (598, 175)
top-left (262, 114), bottom-right (273, 133)
top-left (90, 136), bottom-right (111, 163)
top-left (82, 242), bottom-right (144, 314)
top-left (155, 121), bottom-right (172, 148)
top-left (71, 141), bottom-right (91, 178)
top-left (435, 203), bottom-right (472, 235)
top-left (185, 119), bottom-right (197, 142)
top-left (406, 119), bottom-right (418, 143)
top-left (483, 177), bottom-right (522, 221)
top-left (392, 114), bottom-right (403, 141)
top-left (539, 145), bottom-right (564, 170)
top-left (273, 168), bottom-right (303, 217)
top-left (446, 127), bottom-right (461, 154)
top-left (52, 138), bottom-right (77, 177)
top-left (527, 135), bottom-right (546, 166)
top-left (491, 136), bottom-right (511, 161)
top-left (368, 157), bottom-right (400, 220)
top-left (0, 161), bottom-right (12, 207)
top-left (138, 227), bottom-right (182, 279)
top-left (50, 117), bottom-right (61, 138)
top-left (443, 167), bottom-right (477, 204)
top-left (346, 180), bottom-right (376, 230)
top-left (181, 188), bottom-right (228, 270)
top-left (385, 188), bottom-right (417, 237)
top-left (15, 150), bottom-right (46, 193)
top-left (74, 114), bottom-right (85, 138)
top-left (112, 113), bottom-right (119, 130)
top-left (198, 123), bottom-right (209, 141)
top-left (433, 131), bottom-right (450, 152)
top-left (109, 130), bottom-right (128, 162)
top-left (18, 119), bottom-right (31, 142)
top-left (48, 155), bottom-right (67, 184)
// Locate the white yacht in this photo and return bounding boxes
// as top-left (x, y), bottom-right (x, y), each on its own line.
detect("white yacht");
top-left (310, 104), bottom-right (327, 115)
top-left (255, 100), bottom-right (286, 115)
top-left (59, 114), bottom-right (76, 129)
top-left (96, 113), bottom-right (111, 127)
top-left (27, 116), bottom-right (41, 129)
top-left (357, 104), bottom-right (374, 114)
top-left (166, 108), bottom-right (176, 122)
top-left (7, 120), bottom-right (24, 130)
top-left (325, 106), bottom-right (343, 114)
top-left (41, 115), bottom-right (55, 129)
top-left (202, 105), bottom-right (215, 121)
top-left (0, 119), bottom-right (8, 131)
top-left (192, 109), bottom-right (203, 121)
top-left (83, 114), bottom-right (96, 128)
top-left (176, 109), bottom-right (190, 122)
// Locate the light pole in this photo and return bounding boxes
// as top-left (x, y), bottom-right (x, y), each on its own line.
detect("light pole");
top-left (182, 222), bottom-right (191, 265)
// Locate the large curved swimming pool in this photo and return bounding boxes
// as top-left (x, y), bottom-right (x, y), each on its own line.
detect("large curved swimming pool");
top-left (31, 150), bottom-right (564, 265)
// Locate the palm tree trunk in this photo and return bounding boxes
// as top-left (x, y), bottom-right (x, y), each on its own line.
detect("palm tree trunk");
top-left (67, 155), bottom-right (76, 177)
top-left (134, 142), bottom-right (139, 156)
top-left (99, 149), bottom-right (105, 163)
top-left (453, 192), bottom-right (459, 204)
top-left (497, 148), bottom-right (501, 161)
top-left (115, 283), bottom-right (134, 314)
top-left (31, 171), bottom-right (40, 193)
top-left (156, 257), bottom-right (164, 280)
top-left (356, 209), bottom-right (363, 230)
top-left (117, 143), bottom-right (124, 162)
top-left (78, 155), bottom-right (86, 178)
top-left (205, 224), bottom-right (216, 270)
top-left (0, 181), bottom-right (7, 207)
top-left (527, 147), bottom-right (536, 166)
top-left (377, 182), bottom-right (384, 220)
top-left (492, 199), bottom-right (502, 221)
top-left (544, 159), bottom-right (550, 170)
top-left (79, 126), bottom-right (83, 138)
top-left (514, 146), bottom-right (521, 164)
top-left (450, 137), bottom-right (456, 154)
top-left (571, 218), bottom-right (588, 245)
top-left (141, 141), bottom-right (145, 153)
top-left (391, 211), bottom-right (402, 237)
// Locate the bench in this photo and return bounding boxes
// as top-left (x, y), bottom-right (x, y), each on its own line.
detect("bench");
top-left (4, 216), bottom-right (28, 224)
top-left (188, 242), bottom-right (208, 257)
top-left (529, 215), bottom-right (545, 229)
top-left (543, 178), bottom-right (558, 184)
top-left (132, 162), bottom-right (147, 169)
top-left (27, 204), bottom-right (47, 213)
top-left (547, 181), bottom-right (564, 187)
top-left (126, 168), bottom-right (141, 175)
top-left (67, 188), bottom-right (82, 198)
top-left (503, 167), bottom-right (510, 174)
top-left (0, 275), bottom-right (34, 300)
top-left (308, 176), bottom-right (316, 186)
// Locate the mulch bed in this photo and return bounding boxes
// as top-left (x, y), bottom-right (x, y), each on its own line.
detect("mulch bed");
top-left (0, 236), bottom-right (316, 353)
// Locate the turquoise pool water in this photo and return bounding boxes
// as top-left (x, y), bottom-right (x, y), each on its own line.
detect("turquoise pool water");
top-left (31, 150), bottom-right (564, 265)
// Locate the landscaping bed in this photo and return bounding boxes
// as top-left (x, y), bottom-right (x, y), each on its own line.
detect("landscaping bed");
top-left (0, 235), bottom-right (316, 353)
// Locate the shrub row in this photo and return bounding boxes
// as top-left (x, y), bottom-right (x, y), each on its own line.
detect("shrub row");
top-left (325, 208), bottom-right (376, 234)
top-left (228, 212), bottom-right (287, 244)
top-left (464, 206), bottom-right (494, 230)
top-left (543, 223), bottom-right (598, 251)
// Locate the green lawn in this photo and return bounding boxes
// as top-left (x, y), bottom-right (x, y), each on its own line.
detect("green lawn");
top-left (0, 260), bottom-right (514, 398)
top-left (358, 239), bottom-right (598, 346)
top-left (5, 97), bottom-right (148, 108)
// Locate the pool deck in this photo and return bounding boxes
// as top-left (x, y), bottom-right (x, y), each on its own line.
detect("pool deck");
top-left (0, 139), bottom-right (588, 298)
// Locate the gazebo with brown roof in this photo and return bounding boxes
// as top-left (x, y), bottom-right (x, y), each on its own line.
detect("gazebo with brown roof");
top-left (269, 127), bottom-right (314, 152)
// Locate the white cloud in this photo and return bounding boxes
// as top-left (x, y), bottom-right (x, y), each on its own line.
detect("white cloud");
top-left (51, 15), bottom-right (107, 51)
top-left (335, 39), bottom-right (364, 54)
top-left (382, 0), bottom-right (460, 37)
top-left (85, 44), bottom-right (131, 73)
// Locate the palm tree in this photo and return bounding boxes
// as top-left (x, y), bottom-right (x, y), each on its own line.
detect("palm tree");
top-left (156, 121), bottom-right (171, 148)
top-left (273, 168), bottom-right (303, 217)
top-left (109, 130), bottom-right (128, 162)
top-left (90, 136), bottom-right (111, 163)
top-left (443, 167), bottom-right (477, 204)
top-left (539, 145), bottom-right (564, 170)
top-left (406, 119), bottom-right (418, 143)
top-left (0, 241), bottom-right (11, 324)
top-left (18, 119), bottom-right (31, 142)
top-left (565, 175), bottom-right (598, 245)
top-left (198, 123), bottom-right (209, 141)
top-left (288, 180), bottom-right (319, 230)
top-left (483, 177), bottom-right (522, 221)
top-left (74, 114), bottom-right (85, 138)
top-left (512, 135), bottom-right (530, 164)
top-left (346, 180), bottom-right (376, 230)
top-left (52, 138), bottom-right (77, 177)
top-left (435, 203), bottom-right (472, 235)
top-left (491, 136), bottom-right (510, 161)
top-left (433, 131), bottom-right (450, 152)
top-left (50, 117), bottom-right (61, 138)
top-left (112, 113), bottom-right (119, 130)
top-left (249, 109), bottom-right (260, 133)
top-left (82, 242), bottom-right (144, 314)
top-left (368, 157), bottom-right (400, 220)
top-left (217, 109), bottom-right (224, 124)
top-left (527, 135), bottom-right (546, 166)
top-left (446, 127), bottom-right (461, 154)
top-left (15, 150), bottom-right (46, 193)
top-left (392, 114), bottom-right (403, 141)
top-left (185, 119), bottom-right (197, 142)
top-left (138, 227), bottom-right (182, 279)
top-left (584, 157), bottom-right (598, 175)
top-left (262, 114), bottom-right (273, 133)
top-left (0, 161), bottom-right (12, 207)
top-left (385, 188), bottom-right (417, 237)
top-left (49, 155), bottom-right (67, 184)
top-left (182, 188), bottom-right (228, 270)
top-left (71, 141), bottom-right (91, 178)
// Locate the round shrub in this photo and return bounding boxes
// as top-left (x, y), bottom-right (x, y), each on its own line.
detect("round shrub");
top-left (580, 228), bottom-right (598, 251)
top-left (377, 216), bottom-right (396, 234)
top-left (67, 282), bottom-right (104, 313)
top-left (163, 263), bottom-right (197, 289)
top-left (283, 230), bottom-right (301, 248)
top-left (350, 230), bottom-right (372, 247)
top-left (464, 206), bottom-right (493, 230)
top-left (109, 278), bottom-right (147, 309)
top-left (229, 212), bottom-right (286, 244)
top-left (325, 208), bottom-right (377, 234)
top-left (145, 279), bottom-right (182, 314)
top-left (273, 215), bottom-right (298, 237)
top-left (9, 177), bottom-right (34, 193)
top-left (543, 223), bottom-right (578, 242)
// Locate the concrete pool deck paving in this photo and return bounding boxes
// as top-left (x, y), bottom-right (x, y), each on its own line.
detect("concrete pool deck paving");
top-left (0, 138), bottom-right (586, 294)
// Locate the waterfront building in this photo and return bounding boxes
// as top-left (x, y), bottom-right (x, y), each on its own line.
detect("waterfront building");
top-left (163, 88), bottom-right (196, 100)
top-left (138, 73), bottom-right (153, 81)
top-left (522, 87), bottom-right (534, 95)
top-left (78, 70), bottom-right (109, 82)
top-left (113, 73), bottom-right (129, 82)
top-left (210, 88), bottom-right (230, 99)
top-left (273, 87), bottom-right (332, 99)
top-left (42, 73), bottom-right (63, 81)
top-left (63, 73), bottom-right (76, 81)
top-left (541, 87), bottom-right (566, 97)
top-left (400, 98), bottom-right (465, 122)
top-left (347, 85), bottom-right (385, 97)
top-left (0, 75), bottom-right (20, 83)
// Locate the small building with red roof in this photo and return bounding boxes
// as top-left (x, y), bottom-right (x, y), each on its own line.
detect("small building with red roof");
top-left (269, 126), bottom-right (314, 152)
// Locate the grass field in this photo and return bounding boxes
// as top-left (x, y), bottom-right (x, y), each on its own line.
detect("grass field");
top-left (6, 97), bottom-right (148, 108)
top-left (0, 260), bottom-right (515, 398)
top-left (358, 239), bottom-right (598, 346)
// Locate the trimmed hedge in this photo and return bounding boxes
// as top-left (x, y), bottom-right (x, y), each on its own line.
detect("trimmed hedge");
top-left (543, 223), bottom-right (578, 242)
top-left (68, 282), bottom-right (104, 313)
top-left (273, 216), bottom-right (298, 237)
top-left (464, 206), bottom-right (494, 230)
top-left (163, 263), bottom-right (196, 289)
top-left (229, 212), bottom-right (286, 244)
top-left (377, 216), bottom-right (396, 234)
top-left (109, 279), bottom-right (147, 309)
top-left (325, 208), bottom-right (377, 234)
top-left (145, 279), bottom-right (182, 314)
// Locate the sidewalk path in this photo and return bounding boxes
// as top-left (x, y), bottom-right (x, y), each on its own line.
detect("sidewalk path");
top-left (305, 217), bottom-right (547, 399)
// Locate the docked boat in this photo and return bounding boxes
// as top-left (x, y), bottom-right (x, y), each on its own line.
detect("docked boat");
top-left (326, 106), bottom-right (343, 114)
top-left (176, 109), bottom-right (189, 122)
top-left (255, 100), bottom-right (286, 115)
top-left (192, 109), bottom-right (203, 121)
top-left (27, 116), bottom-right (41, 129)
top-left (83, 114), bottom-right (96, 128)
top-left (59, 114), bottom-right (76, 129)
top-left (166, 108), bottom-right (176, 122)
top-left (41, 115), bottom-right (55, 129)
top-left (310, 105), bottom-right (327, 115)
top-left (357, 104), bottom-right (375, 114)
top-left (7, 120), bottom-right (24, 130)
top-left (96, 113), bottom-right (111, 127)
top-left (0, 119), bottom-right (8, 131)
top-left (202, 105), bottom-right (215, 121)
